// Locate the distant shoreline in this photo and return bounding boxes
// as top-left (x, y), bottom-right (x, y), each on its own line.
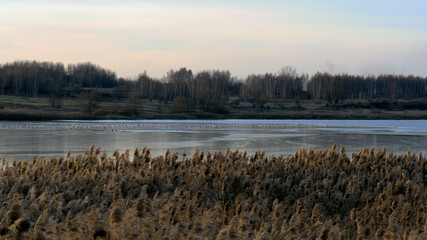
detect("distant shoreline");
top-left (1, 95), bottom-right (426, 121)
top-left (1, 111), bottom-right (426, 121)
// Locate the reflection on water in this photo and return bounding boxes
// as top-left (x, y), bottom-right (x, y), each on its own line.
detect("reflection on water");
top-left (0, 120), bottom-right (426, 161)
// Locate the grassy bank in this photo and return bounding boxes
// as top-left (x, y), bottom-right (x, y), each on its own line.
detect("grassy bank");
top-left (0, 146), bottom-right (426, 239)
top-left (1, 95), bottom-right (427, 120)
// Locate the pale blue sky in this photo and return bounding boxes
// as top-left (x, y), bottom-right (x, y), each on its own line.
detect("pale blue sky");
top-left (0, 1), bottom-right (426, 78)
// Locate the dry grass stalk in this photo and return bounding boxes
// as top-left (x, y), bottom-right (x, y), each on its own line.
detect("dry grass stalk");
top-left (0, 145), bottom-right (424, 239)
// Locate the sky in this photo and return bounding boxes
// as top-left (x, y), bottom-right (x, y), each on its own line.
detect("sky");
top-left (0, 0), bottom-right (426, 78)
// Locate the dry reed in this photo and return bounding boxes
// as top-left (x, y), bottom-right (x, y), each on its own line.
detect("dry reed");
top-left (0, 145), bottom-right (425, 239)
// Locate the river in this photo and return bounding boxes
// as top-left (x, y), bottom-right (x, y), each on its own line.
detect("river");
top-left (0, 119), bottom-right (426, 161)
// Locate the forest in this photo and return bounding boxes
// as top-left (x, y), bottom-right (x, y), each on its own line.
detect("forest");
top-left (1, 60), bottom-right (426, 101)
top-left (0, 60), bottom-right (426, 119)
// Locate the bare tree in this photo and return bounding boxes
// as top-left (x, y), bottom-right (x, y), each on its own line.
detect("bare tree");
top-left (78, 91), bottom-right (98, 117)
top-left (126, 92), bottom-right (142, 117)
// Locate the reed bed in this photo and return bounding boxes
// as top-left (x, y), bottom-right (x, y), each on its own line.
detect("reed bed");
top-left (0, 145), bottom-right (426, 239)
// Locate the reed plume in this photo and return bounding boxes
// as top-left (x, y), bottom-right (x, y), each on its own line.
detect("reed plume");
top-left (0, 145), bottom-right (424, 238)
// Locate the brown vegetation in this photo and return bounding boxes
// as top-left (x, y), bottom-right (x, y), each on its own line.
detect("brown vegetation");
top-left (78, 91), bottom-right (98, 117)
top-left (0, 146), bottom-right (426, 239)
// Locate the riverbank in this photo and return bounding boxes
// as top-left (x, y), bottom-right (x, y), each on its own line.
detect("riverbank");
top-left (1, 95), bottom-right (426, 120)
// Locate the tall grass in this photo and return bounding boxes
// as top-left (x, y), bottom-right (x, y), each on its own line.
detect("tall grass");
top-left (0, 145), bottom-right (425, 239)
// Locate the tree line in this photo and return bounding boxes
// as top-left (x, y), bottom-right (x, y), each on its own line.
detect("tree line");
top-left (0, 61), bottom-right (116, 97)
top-left (1, 60), bottom-right (426, 107)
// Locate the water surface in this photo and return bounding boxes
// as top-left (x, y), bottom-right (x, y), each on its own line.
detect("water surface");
top-left (1, 120), bottom-right (426, 161)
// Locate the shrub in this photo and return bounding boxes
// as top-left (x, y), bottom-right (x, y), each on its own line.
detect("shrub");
top-left (171, 97), bottom-right (191, 113)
